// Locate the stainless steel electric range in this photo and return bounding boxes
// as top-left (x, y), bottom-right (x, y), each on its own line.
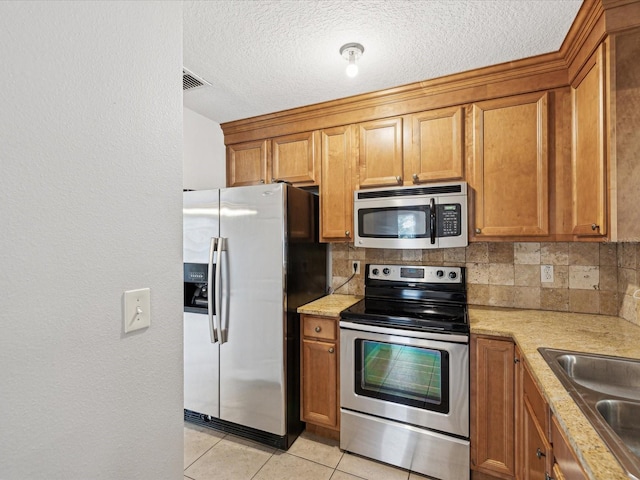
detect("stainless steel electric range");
top-left (340, 264), bottom-right (469, 480)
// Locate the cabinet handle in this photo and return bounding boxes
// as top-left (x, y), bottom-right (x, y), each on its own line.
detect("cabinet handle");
top-left (328, 347), bottom-right (335, 354)
top-left (591, 223), bottom-right (600, 231)
top-left (314, 326), bottom-right (321, 333)
top-left (396, 176), bottom-right (402, 184)
top-left (412, 173), bottom-right (419, 183)
top-left (475, 228), bottom-right (481, 234)
top-left (536, 448), bottom-right (546, 459)
top-left (345, 230), bottom-right (350, 237)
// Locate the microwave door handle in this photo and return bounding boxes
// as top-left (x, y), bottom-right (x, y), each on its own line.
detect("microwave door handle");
top-left (429, 198), bottom-right (437, 245)
top-left (208, 237), bottom-right (219, 344)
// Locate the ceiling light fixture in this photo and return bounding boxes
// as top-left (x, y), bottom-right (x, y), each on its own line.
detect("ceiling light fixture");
top-left (340, 43), bottom-right (364, 78)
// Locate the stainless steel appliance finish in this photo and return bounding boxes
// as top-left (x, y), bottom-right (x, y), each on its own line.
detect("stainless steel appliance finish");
top-left (353, 182), bottom-right (468, 250)
top-left (341, 410), bottom-right (471, 480)
top-left (183, 184), bottom-right (326, 449)
top-left (340, 264), bottom-right (470, 480)
top-left (340, 323), bottom-right (469, 438)
top-left (539, 347), bottom-right (640, 479)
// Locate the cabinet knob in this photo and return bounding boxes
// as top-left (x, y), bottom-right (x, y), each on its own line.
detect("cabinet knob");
top-left (345, 230), bottom-right (350, 237)
top-left (314, 326), bottom-right (321, 333)
top-left (260, 179), bottom-right (265, 184)
top-left (475, 228), bottom-right (481, 234)
top-left (271, 178), bottom-right (276, 183)
top-left (545, 474), bottom-right (554, 480)
top-left (328, 347), bottom-right (335, 354)
top-left (514, 358), bottom-right (520, 364)
top-left (396, 176), bottom-right (402, 184)
top-left (591, 223), bottom-right (600, 231)
top-left (536, 448), bottom-right (546, 459)
top-left (412, 173), bottom-right (419, 183)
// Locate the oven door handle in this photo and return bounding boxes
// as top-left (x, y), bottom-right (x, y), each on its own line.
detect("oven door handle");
top-left (429, 198), bottom-right (437, 245)
top-left (339, 321), bottom-right (469, 344)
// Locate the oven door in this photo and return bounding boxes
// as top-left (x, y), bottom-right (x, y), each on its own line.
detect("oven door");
top-left (340, 321), bottom-right (469, 438)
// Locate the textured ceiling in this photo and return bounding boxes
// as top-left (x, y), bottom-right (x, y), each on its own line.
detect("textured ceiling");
top-left (183, 0), bottom-right (583, 124)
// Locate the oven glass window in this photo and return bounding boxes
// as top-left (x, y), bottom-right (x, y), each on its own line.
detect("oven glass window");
top-left (359, 206), bottom-right (429, 239)
top-left (355, 340), bottom-right (449, 413)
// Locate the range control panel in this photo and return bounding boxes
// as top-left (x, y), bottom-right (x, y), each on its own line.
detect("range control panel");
top-left (367, 264), bottom-right (463, 284)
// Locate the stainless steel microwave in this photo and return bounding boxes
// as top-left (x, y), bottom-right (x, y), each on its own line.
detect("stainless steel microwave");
top-left (353, 182), bottom-right (468, 249)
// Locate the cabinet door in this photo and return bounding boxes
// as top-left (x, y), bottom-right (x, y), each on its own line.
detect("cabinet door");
top-left (358, 117), bottom-right (403, 188)
top-left (407, 106), bottom-right (464, 184)
top-left (226, 140), bottom-right (269, 187)
top-left (522, 397), bottom-right (552, 480)
top-left (571, 45), bottom-right (607, 237)
top-left (301, 339), bottom-right (338, 429)
top-left (469, 92), bottom-right (549, 237)
top-left (272, 131), bottom-right (320, 186)
top-left (551, 415), bottom-right (587, 480)
top-left (470, 335), bottom-right (516, 478)
top-left (320, 125), bottom-right (355, 242)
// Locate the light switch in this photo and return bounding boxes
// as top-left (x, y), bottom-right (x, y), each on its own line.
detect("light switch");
top-left (124, 288), bottom-right (151, 333)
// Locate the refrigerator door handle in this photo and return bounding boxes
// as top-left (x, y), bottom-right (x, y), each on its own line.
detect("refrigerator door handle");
top-left (215, 237), bottom-right (226, 344)
top-left (207, 237), bottom-right (219, 344)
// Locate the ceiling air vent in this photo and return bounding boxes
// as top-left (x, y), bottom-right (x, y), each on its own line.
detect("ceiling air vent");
top-left (183, 68), bottom-right (211, 92)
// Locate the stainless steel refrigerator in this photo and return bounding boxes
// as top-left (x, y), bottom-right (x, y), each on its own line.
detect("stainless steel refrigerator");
top-left (183, 184), bottom-right (326, 449)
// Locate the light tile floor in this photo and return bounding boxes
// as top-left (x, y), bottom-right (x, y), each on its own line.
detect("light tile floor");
top-left (184, 422), bottom-right (434, 480)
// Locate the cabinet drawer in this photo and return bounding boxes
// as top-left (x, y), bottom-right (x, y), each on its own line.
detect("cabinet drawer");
top-left (302, 315), bottom-right (337, 341)
top-left (523, 362), bottom-right (549, 435)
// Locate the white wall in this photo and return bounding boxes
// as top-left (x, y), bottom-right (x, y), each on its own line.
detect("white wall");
top-left (184, 107), bottom-right (226, 189)
top-left (0, 2), bottom-right (183, 479)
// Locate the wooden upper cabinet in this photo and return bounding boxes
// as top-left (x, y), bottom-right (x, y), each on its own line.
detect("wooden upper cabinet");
top-left (571, 45), bottom-right (607, 237)
top-left (226, 140), bottom-right (270, 187)
top-left (227, 132), bottom-right (320, 188)
top-left (271, 131), bottom-right (320, 186)
top-left (469, 92), bottom-right (549, 237)
top-left (320, 125), bottom-right (355, 242)
top-left (406, 106), bottom-right (464, 184)
top-left (357, 117), bottom-right (403, 188)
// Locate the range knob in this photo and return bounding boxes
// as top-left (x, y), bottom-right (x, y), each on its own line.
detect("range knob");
top-left (449, 271), bottom-right (457, 279)
top-left (436, 270), bottom-right (445, 278)
top-left (372, 268), bottom-right (379, 276)
top-left (382, 268), bottom-right (391, 276)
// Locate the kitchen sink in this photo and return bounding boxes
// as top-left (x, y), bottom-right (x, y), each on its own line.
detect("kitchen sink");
top-left (596, 400), bottom-right (640, 458)
top-left (539, 348), bottom-right (640, 480)
top-left (555, 351), bottom-right (640, 401)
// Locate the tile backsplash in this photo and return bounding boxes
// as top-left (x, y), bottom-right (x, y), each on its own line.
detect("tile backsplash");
top-left (330, 242), bottom-right (640, 326)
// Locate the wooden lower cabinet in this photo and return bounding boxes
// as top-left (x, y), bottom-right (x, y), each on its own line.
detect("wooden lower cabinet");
top-left (470, 335), bottom-right (517, 479)
top-left (300, 314), bottom-right (339, 435)
top-left (550, 415), bottom-right (588, 480)
top-left (472, 336), bottom-right (589, 480)
top-left (521, 396), bottom-right (552, 479)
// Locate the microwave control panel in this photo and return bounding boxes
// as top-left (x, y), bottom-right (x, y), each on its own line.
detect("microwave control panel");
top-left (437, 204), bottom-right (462, 237)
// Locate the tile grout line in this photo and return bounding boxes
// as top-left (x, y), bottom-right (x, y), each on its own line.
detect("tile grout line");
top-left (183, 431), bottom-right (227, 471)
top-left (248, 448), bottom-right (276, 480)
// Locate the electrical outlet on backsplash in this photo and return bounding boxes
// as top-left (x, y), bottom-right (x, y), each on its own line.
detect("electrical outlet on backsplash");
top-left (330, 242), bottom-right (640, 326)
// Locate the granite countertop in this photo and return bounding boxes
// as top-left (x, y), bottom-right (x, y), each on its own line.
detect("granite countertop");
top-left (297, 294), bottom-right (362, 317)
top-left (298, 295), bottom-right (640, 480)
top-left (470, 306), bottom-right (640, 480)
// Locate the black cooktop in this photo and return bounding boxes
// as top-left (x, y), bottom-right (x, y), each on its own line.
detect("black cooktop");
top-left (340, 263), bottom-right (469, 334)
